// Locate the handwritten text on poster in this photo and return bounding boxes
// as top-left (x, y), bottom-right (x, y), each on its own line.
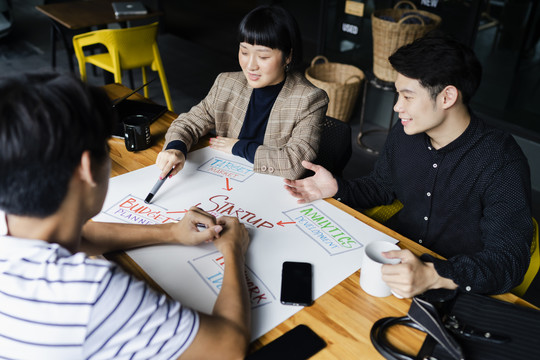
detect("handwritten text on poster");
top-left (189, 251), bottom-right (275, 309)
top-left (283, 205), bottom-right (362, 255)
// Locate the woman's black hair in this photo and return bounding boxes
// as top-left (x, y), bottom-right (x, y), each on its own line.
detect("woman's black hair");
top-left (238, 5), bottom-right (303, 70)
top-left (389, 31), bottom-right (482, 104)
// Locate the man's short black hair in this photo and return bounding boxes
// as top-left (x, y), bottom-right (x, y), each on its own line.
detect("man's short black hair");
top-left (0, 73), bottom-right (115, 217)
top-left (389, 32), bottom-right (482, 104)
top-left (238, 5), bottom-right (303, 70)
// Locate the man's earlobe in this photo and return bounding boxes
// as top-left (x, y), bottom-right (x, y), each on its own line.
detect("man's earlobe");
top-left (79, 151), bottom-right (97, 187)
top-left (441, 86), bottom-right (459, 109)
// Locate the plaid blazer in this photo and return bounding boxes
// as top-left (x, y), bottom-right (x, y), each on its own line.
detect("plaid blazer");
top-left (164, 71), bottom-right (329, 179)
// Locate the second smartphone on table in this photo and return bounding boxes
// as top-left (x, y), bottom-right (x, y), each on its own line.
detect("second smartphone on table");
top-left (280, 261), bottom-right (313, 306)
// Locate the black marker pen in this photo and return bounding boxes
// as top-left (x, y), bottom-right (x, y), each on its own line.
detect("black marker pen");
top-left (144, 168), bottom-right (174, 204)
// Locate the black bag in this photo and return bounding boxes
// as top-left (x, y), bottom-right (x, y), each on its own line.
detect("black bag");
top-left (371, 292), bottom-right (540, 360)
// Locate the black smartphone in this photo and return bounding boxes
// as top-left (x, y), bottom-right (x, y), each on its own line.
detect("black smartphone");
top-left (246, 324), bottom-right (326, 360)
top-left (280, 261), bottom-right (313, 306)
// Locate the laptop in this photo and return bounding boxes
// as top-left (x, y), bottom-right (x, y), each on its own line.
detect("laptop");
top-left (111, 2), bottom-right (148, 17)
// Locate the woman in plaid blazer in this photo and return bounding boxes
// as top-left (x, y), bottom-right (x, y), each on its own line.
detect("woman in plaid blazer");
top-left (157, 5), bottom-right (329, 180)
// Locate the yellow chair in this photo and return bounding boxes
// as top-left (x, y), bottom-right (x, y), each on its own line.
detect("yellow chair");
top-left (512, 217), bottom-right (539, 297)
top-left (72, 22), bottom-right (173, 111)
top-left (363, 199), bottom-right (403, 224)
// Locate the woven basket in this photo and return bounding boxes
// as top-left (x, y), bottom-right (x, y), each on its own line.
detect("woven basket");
top-left (372, 0), bottom-right (441, 82)
top-left (305, 55), bottom-right (365, 122)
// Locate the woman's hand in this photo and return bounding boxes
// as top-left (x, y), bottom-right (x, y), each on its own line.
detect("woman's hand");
top-left (209, 136), bottom-right (239, 154)
top-left (156, 149), bottom-right (185, 179)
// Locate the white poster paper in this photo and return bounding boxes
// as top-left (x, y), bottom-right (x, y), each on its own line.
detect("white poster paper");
top-left (93, 147), bottom-right (398, 339)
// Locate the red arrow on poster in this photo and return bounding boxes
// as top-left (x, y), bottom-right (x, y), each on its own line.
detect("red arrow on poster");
top-left (277, 221), bottom-right (296, 227)
top-left (166, 210), bottom-right (188, 214)
top-left (223, 178), bottom-right (233, 191)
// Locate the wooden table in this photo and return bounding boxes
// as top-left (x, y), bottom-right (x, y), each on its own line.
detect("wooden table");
top-left (102, 83), bottom-right (536, 359)
top-left (36, 0), bottom-right (162, 30)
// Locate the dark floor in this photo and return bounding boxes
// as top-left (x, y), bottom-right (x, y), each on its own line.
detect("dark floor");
top-left (2, 0), bottom-right (540, 306)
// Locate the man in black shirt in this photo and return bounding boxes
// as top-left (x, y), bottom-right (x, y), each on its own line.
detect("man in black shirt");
top-left (284, 34), bottom-right (533, 297)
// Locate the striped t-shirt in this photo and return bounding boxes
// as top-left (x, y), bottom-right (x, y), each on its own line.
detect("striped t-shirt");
top-left (0, 232), bottom-right (199, 360)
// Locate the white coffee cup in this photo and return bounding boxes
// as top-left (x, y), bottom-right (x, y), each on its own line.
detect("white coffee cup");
top-left (359, 241), bottom-right (401, 297)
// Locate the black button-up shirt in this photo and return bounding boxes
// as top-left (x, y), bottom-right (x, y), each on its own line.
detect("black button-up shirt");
top-left (336, 115), bottom-right (533, 294)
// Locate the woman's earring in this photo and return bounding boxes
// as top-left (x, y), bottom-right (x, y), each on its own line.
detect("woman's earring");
top-left (285, 64), bottom-right (290, 72)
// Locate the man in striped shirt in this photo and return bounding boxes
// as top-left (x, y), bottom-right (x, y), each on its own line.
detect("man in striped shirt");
top-left (0, 73), bottom-right (251, 359)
